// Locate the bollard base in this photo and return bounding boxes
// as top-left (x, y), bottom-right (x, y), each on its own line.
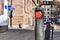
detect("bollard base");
top-left (0, 25), bottom-right (8, 33)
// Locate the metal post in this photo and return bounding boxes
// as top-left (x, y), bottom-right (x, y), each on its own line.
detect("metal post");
top-left (8, 0), bottom-right (13, 27)
top-left (35, 19), bottom-right (45, 40)
top-left (35, 8), bottom-right (45, 40)
top-left (51, 27), bottom-right (54, 40)
top-left (35, 18), bottom-right (37, 40)
top-left (45, 23), bottom-right (50, 40)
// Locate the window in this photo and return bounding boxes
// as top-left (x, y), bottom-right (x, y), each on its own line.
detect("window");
top-left (48, 16), bottom-right (49, 18)
top-left (48, 12), bottom-right (49, 14)
top-left (49, 1), bottom-right (53, 4)
top-left (44, 19), bottom-right (46, 21)
top-left (47, 1), bottom-right (49, 4)
top-left (47, 8), bottom-right (49, 11)
top-left (51, 12), bottom-right (53, 14)
top-left (44, 1), bottom-right (46, 4)
top-left (58, 13), bottom-right (59, 15)
top-left (51, 5), bottom-right (53, 8)
top-left (44, 16), bottom-right (46, 18)
top-left (43, 1), bottom-right (53, 5)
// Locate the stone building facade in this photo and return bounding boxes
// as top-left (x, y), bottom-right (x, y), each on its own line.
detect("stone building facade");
top-left (0, 0), bottom-right (43, 28)
top-left (8, 0), bottom-right (37, 28)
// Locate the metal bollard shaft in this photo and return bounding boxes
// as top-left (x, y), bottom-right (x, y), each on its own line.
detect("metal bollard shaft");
top-left (35, 18), bottom-right (45, 40)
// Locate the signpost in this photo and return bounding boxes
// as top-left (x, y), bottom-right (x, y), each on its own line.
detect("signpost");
top-left (5, 5), bottom-right (15, 27)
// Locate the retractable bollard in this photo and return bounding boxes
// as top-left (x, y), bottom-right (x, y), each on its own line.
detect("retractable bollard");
top-left (35, 7), bottom-right (45, 40)
top-left (45, 23), bottom-right (54, 40)
top-left (45, 23), bottom-right (50, 40)
top-left (51, 26), bottom-right (54, 40)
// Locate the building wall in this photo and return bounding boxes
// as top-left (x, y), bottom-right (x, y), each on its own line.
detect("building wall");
top-left (23, 0), bottom-right (35, 25)
top-left (8, 0), bottom-right (36, 28)
top-left (0, 0), bottom-right (3, 15)
top-left (12, 0), bottom-right (24, 25)
top-left (42, 0), bottom-right (55, 22)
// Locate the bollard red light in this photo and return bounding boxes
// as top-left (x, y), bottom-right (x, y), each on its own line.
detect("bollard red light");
top-left (35, 11), bottom-right (42, 19)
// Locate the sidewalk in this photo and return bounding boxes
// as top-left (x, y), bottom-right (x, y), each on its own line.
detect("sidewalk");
top-left (50, 24), bottom-right (60, 31)
top-left (8, 25), bottom-right (35, 30)
top-left (0, 29), bottom-right (35, 40)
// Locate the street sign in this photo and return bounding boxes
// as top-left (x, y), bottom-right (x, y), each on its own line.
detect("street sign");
top-left (5, 5), bottom-right (15, 11)
top-left (8, 5), bottom-right (15, 11)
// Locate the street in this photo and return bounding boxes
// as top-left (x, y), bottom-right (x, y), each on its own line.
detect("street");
top-left (0, 29), bottom-right (60, 40)
top-left (53, 31), bottom-right (60, 40)
top-left (0, 29), bottom-right (35, 40)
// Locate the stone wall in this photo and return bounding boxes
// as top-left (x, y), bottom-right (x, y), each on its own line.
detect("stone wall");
top-left (11, 0), bottom-right (24, 26)
top-left (9, 0), bottom-right (36, 27)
